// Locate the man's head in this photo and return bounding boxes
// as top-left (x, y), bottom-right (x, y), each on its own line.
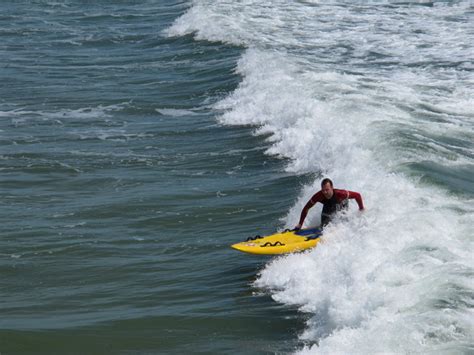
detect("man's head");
top-left (321, 178), bottom-right (334, 199)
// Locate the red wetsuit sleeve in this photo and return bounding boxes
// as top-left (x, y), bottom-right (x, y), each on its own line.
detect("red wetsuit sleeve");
top-left (336, 189), bottom-right (364, 210)
top-left (298, 191), bottom-right (323, 226)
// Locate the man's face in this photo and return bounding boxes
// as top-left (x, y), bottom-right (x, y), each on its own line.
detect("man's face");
top-left (321, 182), bottom-right (334, 199)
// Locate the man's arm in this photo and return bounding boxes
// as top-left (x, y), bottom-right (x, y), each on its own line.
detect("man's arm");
top-left (347, 190), bottom-right (364, 210)
top-left (295, 192), bottom-right (322, 229)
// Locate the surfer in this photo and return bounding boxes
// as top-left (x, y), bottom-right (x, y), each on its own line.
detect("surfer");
top-left (295, 178), bottom-right (364, 229)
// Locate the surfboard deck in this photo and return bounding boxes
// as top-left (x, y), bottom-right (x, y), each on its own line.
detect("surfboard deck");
top-left (231, 227), bottom-right (322, 255)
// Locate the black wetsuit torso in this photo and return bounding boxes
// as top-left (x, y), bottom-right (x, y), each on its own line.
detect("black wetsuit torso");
top-left (321, 194), bottom-right (348, 227)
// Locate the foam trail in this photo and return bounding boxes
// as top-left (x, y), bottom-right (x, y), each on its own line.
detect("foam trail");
top-left (168, 2), bottom-right (474, 352)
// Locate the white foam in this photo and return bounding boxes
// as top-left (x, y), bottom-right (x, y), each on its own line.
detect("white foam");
top-left (156, 108), bottom-right (198, 117)
top-left (3, 104), bottom-right (127, 126)
top-left (169, 2), bottom-right (474, 353)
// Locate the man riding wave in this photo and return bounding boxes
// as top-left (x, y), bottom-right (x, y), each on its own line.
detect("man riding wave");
top-left (295, 178), bottom-right (364, 230)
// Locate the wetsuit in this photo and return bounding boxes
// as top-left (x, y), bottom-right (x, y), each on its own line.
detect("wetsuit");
top-left (298, 189), bottom-right (364, 228)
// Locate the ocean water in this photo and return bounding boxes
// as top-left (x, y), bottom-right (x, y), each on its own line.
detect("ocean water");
top-left (1, 1), bottom-right (473, 354)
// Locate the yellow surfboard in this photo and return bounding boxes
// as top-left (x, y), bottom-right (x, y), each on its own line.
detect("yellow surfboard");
top-left (231, 227), bottom-right (323, 255)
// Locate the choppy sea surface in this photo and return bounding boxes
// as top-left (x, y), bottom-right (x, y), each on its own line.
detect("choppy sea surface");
top-left (1, 1), bottom-right (473, 354)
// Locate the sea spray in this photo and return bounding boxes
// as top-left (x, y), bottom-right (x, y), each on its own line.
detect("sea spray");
top-left (168, 1), bottom-right (474, 352)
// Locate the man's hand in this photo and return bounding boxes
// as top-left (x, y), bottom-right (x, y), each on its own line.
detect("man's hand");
top-left (294, 223), bottom-right (302, 231)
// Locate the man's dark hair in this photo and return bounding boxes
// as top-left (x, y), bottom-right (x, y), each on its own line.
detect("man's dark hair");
top-left (321, 178), bottom-right (333, 188)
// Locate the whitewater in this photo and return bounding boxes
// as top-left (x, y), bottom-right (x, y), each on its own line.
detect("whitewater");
top-left (167, 1), bottom-right (473, 353)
